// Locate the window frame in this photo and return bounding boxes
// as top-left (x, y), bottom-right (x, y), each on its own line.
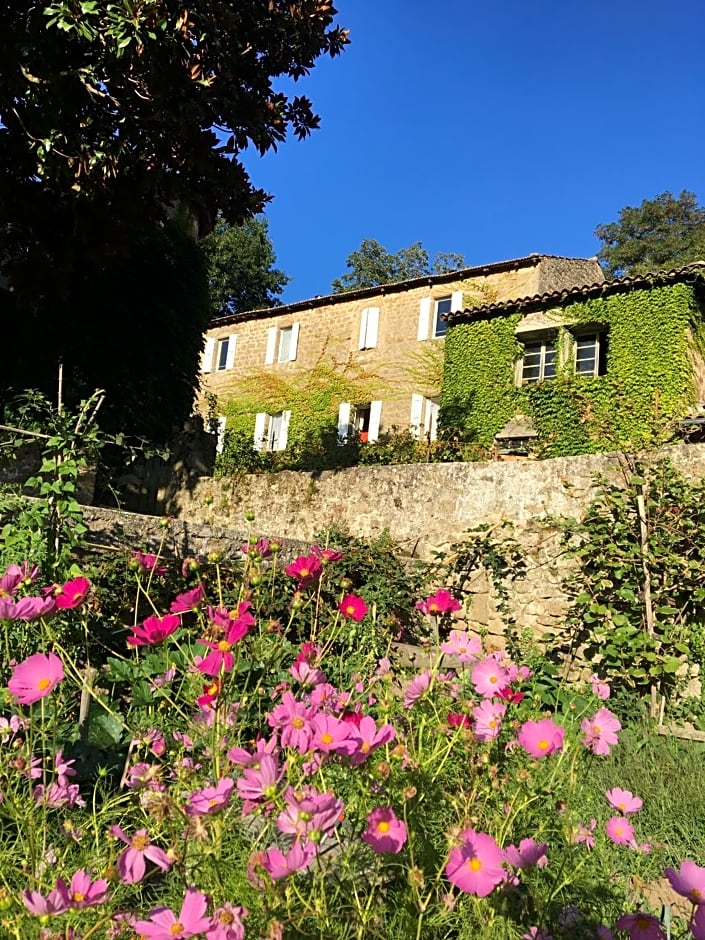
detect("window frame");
top-left (573, 330), bottom-right (608, 378)
top-left (278, 327), bottom-right (293, 363)
top-left (519, 335), bottom-right (558, 385)
top-left (216, 337), bottom-right (230, 371)
top-left (432, 296), bottom-right (453, 338)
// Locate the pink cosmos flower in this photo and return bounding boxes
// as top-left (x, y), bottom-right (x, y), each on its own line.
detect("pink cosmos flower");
top-left (590, 673), bottom-right (611, 700)
top-left (132, 551), bottom-right (167, 576)
top-left (109, 826), bottom-right (172, 884)
top-left (605, 816), bottom-right (635, 846)
top-left (8, 651), bottom-right (64, 705)
top-left (441, 629), bottom-right (482, 662)
top-left (571, 819), bottom-right (597, 849)
top-left (242, 537), bottom-right (273, 558)
top-left (207, 903), bottom-right (248, 940)
top-left (348, 715), bottom-right (396, 765)
top-left (445, 828), bottom-right (505, 897)
top-left (54, 576), bottom-right (90, 609)
top-left (22, 884), bottom-right (71, 916)
top-left (404, 669), bottom-right (432, 708)
top-left (8, 595), bottom-right (56, 621)
top-left (257, 842), bottom-right (316, 880)
top-left (582, 707), bottom-right (621, 756)
top-left (504, 838), bottom-right (548, 869)
top-left (170, 585), bottom-right (205, 614)
top-left (276, 787), bottom-right (344, 843)
top-left (128, 613), bottom-right (180, 647)
top-left (447, 712), bottom-right (472, 728)
top-left (472, 700), bottom-right (506, 741)
top-left (664, 859), bottom-right (705, 904)
top-left (362, 806), bottom-right (407, 854)
top-left (310, 713), bottom-right (354, 755)
top-left (614, 912), bottom-right (665, 940)
top-left (416, 589), bottom-right (462, 616)
top-left (133, 887), bottom-right (211, 939)
top-left (62, 869), bottom-right (110, 908)
top-left (523, 929), bottom-right (553, 940)
top-left (472, 656), bottom-right (510, 698)
top-left (197, 604), bottom-right (255, 676)
top-left (268, 692), bottom-right (316, 753)
top-left (517, 718), bottom-right (565, 758)
top-left (339, 594), bottom-right (368, 621)
top-left (0, 563), bottom-right (25, 597)
top-left (186, 777), bottom-right (234, 816)
top-left (197, 679), bottom-right (221, 708)
top-left (284, 554), bottom-right (322, 588)
top-left (311, 544), bottom-right (343, 564)
top-left (236, 754), bottom-right (284, 812)
top-left (605, 787), bottom-right (642, 814)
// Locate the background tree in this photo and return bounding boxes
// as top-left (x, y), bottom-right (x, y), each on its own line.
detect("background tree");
top-left (595, 191), bottom-right (705, 278)
top-left (0, 1), bottom-right (347, 442)
top-left (331, 239), bottom-right (465, 292)
top-left (200, 217), bottom-right (290, 318)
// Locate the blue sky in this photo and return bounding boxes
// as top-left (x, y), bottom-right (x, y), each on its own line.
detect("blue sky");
top-left (242, 0), bottom-right (705, 304)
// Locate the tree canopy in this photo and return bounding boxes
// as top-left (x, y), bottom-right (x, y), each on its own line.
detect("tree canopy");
top-left (0, 1), bottom-right (347, 443)
top-left (331, 239), bottom-right (466, 292)
top-left (595, 191), bottom-right (705, 278)
top-left (200, 217), bottom-right (290, 317)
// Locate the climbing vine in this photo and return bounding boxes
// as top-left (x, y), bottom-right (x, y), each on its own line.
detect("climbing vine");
top-left (441, 280), bottom-right (702, 457)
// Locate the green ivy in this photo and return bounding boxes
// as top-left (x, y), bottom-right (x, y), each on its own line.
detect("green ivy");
top-left (441, 281), bottom-right (702, 456)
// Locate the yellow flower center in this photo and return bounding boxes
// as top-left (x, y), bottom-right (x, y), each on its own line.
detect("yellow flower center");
top-left (170, 925), bottom-right (184, 936)
top-left (291, 717), bottom-right (305, 729)
top-left (592, 725), bottom-right (601, 734)
top-left (694, 889), bottom-right (703, 900)
top-left (37, 677), bottom-right (51, 691)
top-left (299, 568), bottom-right (310, 578)
top-left (345, 606), bottom-right (355, 616)
top-left (131, 834), bottom-right (150, 851)
top-left (468, 858), bottom-right (482, 871)
top-left (538, 739), bottom-right (549, 751)
top-left (377, 820), bottom-right (390, 833)
top-left (489, 676), bottom-right (497, 684)
top-left (72, 892), bottom-right (85, 903)
top-left (217, 641), bottom-right (231, 652)
top-left (321, 733), bottom-right (333, 744)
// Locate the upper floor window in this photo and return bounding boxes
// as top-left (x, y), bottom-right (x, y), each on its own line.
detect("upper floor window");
top-left (265, 323), bottom-right (299, 364)
top-left (521, 337), bottom-right (557, 384)
top-left (358, 306), bottom-right (379, 349)
top-left (574, 331), bottom-right (608, 377)
top-left (433, 297), bottom-right (453, 338)
top-left (216, 336), bottom-right (235, 371)
top-left (201, 334), bottom-right (236, 373)
top-left (417, 291), bottom-right (464, 341)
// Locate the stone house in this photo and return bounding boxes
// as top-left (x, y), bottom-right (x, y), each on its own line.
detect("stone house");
top-left (199, 254), bottom-right (603, 454)
top-left (441, 261), bottom-right (705, 458)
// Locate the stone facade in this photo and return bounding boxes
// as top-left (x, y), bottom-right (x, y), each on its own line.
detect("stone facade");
top-left (200, 255), bottom-right (603, 448)
top-left (167, 442), bottom-right (705, 642)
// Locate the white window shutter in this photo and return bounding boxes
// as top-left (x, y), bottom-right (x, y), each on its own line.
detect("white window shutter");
top-left (265, 327), bottom-right (277, 365)
top-left (278, 410), bottom-right (291, 451)
top-left (366, 307), bottom-right (379, 348)
top-left (337, 402), bottom-right (351, 442)
top-left (358, 308), bottom-right (369, 350)
top-left (201, 336), bottom-right (215, 373)
top-left (289, 322), bottom-right (300, 361)
top-left (451, 290), bottom-right (464, 313)
top-left (368, 400), bottom-right (382, 442)
top-left (409, 394), bottom-right (424, 439)
top-left (215, 416), bottom-right (227, 454)
top-left (225, 334), bottom-right (237, 370)
top-left (253, 412), bottom-right (267, 451)
top-left (417, 298), bottom-right (431, 341)
top-left (424, 399), bottom-right (440, 441)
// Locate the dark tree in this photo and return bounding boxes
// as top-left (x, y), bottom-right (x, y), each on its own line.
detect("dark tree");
top-left (595, 191), bottom-right (705, 278)
top-left (0, 1), bottom-right (347, 441)
top-left (331, 239), bottom-right (465, 292)
top-left (201, 217), bottom-right (290, 317)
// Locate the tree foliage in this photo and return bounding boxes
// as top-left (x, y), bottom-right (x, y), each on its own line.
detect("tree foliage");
top-left (0, 1), bottom-right (347, 442)
top-left (331, 239), bottom-right (465, 292)
top-left (200, 217), bottom-right (290, 318)
top-left (595, 191), bottom-right (705, 278)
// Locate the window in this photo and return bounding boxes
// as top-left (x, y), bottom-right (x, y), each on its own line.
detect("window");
top-left (574, 331), bottom-right (608, 377)
top-left (253, 411), bottom-right (291, 452)
top-left (410, 394), bottom-right (439, 441)
top-left (521, 337), bottom-right (557, 384)
top-left (337, 401), bottom-right (382, 443)
top-left (358, 306), bottom-right (379, 349)
top-left (202, 335), bottom-right (236, 373)
top-left (417, 291), bottom-right (464, 341)
top-left (265, 323), bottom-right (299, 364)
top-left (433, 297), bottom-right (452, 338)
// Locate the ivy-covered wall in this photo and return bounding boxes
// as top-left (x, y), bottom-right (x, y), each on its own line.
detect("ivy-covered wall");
top-left (440, 281), bottom-right (704, 457)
